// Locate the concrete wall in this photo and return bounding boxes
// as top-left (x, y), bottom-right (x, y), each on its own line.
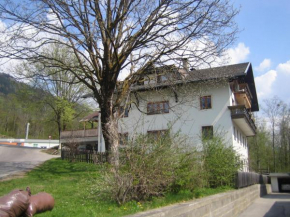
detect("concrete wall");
top-left (126, 184), bottom-right (272, 217)
top-left (271, 177), bottom-right (279, 192)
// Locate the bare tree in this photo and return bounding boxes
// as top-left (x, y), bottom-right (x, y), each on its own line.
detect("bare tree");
top-left (263, 96), bottom-right (283, 172)
top-left (0, 0), bottom-right (239, 166)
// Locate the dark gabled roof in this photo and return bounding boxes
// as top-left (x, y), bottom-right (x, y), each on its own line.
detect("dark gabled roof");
top-left (132, 62), bottom-right (259, 112)
top-left (187, 62), bottom-right (250, 81)
top-left (144, 64), bottom-right (179, 75)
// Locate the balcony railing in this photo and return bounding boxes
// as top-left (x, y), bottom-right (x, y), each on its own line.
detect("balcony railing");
top-left (60, 129), bottom-right (98, 139)
top-left (228, 105), bottom-right (256, 135)
top-left (234, 83), bottom-right (252, 109)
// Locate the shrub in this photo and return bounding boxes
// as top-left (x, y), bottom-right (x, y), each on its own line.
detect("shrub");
top-left (102, 133), bottom-right (241, 205)
top-left (202, 136), bottom-right (242, 188)
top-left (103, 132), bottom-right (200, 204)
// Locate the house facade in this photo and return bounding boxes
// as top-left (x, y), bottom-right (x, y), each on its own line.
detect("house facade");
top-left (60, 62), bottom-right (259, 172)
top-left (117, 62), bottom-right (259, 172)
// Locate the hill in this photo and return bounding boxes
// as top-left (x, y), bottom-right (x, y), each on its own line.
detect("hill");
top-left (0, 73), bottom-right (20, 95)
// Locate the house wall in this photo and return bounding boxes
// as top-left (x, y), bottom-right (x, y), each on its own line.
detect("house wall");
top-left (119, 82), bottom-right (249, 164)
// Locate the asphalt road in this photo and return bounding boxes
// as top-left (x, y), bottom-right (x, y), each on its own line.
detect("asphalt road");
top-left (238, 193), bottom-right (290, 217)
top-left (0, 145), bottom-right (59, 180)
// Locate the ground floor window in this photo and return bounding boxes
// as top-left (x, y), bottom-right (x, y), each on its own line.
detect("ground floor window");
top-left (147, 130), bottom-right (168, 140)
top-left (119, 133), bottom-right (129, 146)
top-left (202, 126), bottom-right (213, 139)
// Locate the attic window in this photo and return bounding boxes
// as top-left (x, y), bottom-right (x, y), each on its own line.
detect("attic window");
top-left (157, 74), bottom-right (168, 83)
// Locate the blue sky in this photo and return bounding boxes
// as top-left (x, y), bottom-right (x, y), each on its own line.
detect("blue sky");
top-left (230, 0), bottom-right (290, 105)
top-left (1, 0), bottom-right (289, 106)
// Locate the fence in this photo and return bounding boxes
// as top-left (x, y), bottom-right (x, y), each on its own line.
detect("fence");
top-left (61, 150), bottom-right (107, 164)
top-left (235, 171), bottom-right (270, 189)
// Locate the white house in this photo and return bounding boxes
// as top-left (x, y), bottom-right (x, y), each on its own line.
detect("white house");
top-left (117, 62), bottom-right (259, 172)
top-left (60, 62), bottom-right (259, 171)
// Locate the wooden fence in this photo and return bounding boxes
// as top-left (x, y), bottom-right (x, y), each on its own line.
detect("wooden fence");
top-left (235, 171), bottom-right (270, 189)
top-left (61, 150), bottom-right (107, 164)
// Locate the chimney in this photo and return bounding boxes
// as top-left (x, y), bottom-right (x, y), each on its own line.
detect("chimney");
top-left (181, 58), bottom-right (189, 71)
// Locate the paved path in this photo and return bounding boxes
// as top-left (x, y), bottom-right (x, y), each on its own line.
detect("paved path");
top-left (0, 145), bottom-right (59, 180)
top-left (238, 193), bottom-right (290, 217)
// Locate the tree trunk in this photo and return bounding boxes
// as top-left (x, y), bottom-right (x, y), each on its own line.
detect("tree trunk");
top-left (101, 108), bottom-right (119, 168)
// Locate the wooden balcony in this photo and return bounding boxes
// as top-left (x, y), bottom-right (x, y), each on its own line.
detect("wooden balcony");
top-left (228, 105), bottom-right (256, 136)
top-left (60, 129), bottom-right (98, 143)
top-left (234, 83), bottom-right (252, 109)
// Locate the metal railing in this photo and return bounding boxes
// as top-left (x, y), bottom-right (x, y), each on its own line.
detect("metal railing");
top-left (228, 105), bottom-right (256, 132)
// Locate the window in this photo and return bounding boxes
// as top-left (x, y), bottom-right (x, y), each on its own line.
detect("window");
top-left (119, 106), bottom-right (129, 117)
top-left (233, 127), bottom-right (236, 140)
top-left (147, 101), bottom-right (169, 115)
top-left (147, 130), bottom-right (168, 140)
top-left (119, 133), bottom-right (128, 146)
top-left (202, 126), bottom-right (213, 139)
top-left (200, 96), bottom-right (212, 109)
top-left (157, 74), bottom-right (168, 83)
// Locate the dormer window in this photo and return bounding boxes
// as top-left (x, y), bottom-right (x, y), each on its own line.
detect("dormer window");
top-left (157, 74), bottom-right (168, 83)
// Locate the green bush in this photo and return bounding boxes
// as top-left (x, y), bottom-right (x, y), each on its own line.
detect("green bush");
top-left (103, 132), bottom-right (201, 204)
top-left (202, 136), bottom-right (242, 188)
top-left (102, 132), bottom-right (241, 205)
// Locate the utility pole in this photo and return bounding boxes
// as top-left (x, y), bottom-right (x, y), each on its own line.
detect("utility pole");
top-left (25, 123), bottom-right (30, 140)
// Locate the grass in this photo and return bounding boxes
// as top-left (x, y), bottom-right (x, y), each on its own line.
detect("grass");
top-left (0, 158), bottom-right (233, 217)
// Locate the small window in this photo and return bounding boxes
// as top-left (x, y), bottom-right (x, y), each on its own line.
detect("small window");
top-left (200, 96), bottom-right (212, 109)
top-left (157, 74), bottom-right (168, 83)
top-left (147, 101), bottom-right (169, 115)
top-left (233, 127), bottom-right (236, 140)
top-left (202, 126), bottom-right (213, 139)
top-left (119, 106), bottom-right (129, 117)
top-left (119, 133), bottom-right (128, 146)
top-left (147, 130), bottom-right (168, 140)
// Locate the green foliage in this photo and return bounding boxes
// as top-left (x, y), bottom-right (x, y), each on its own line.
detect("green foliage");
top-left (202, 136), bottom-right (242, 188)
top-left (0, 158), bottom-right (232, 217)
top-left (103, 132), bottom-right (240, 205)
top-left (248, 124), bottom-right (272, 172)
top-left (0, 73), bottom-right (92, 139)
top-left (103, 132), bottom-right (201, 205)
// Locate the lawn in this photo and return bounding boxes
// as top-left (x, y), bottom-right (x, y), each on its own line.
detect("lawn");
top-left (0, 158), bottom-right (232, 217)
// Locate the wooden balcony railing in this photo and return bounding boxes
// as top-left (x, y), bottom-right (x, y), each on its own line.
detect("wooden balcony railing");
top-left (233, 83), bottom-right (253, 109)
top-left (60, 129), bottom-right (98, 139)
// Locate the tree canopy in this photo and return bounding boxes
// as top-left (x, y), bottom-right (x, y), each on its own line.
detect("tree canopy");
top-left (0, 0), bottom-right (239, 164)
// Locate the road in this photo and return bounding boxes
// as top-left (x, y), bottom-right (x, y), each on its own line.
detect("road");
top-left (238, 193), bottom-right (290, 217)
top-left (0, 145), bottom-right (59, 180)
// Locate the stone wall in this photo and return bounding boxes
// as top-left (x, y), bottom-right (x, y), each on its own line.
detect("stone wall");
top-left (126, 184), bottom-right (272, 217)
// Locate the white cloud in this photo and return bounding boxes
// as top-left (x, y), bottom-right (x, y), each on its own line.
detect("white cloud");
top-left (255, 58), bottom-right (271, 72)
top-left (225, 43), bottom-right (250, 64)
top-left (255, 70), bottom-right (277, 99)
top-left (277, 60), bottom-right (290, 74)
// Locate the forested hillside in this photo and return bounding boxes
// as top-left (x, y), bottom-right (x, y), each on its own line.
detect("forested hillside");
top-left (0, 73), bottom-right (92, 139)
